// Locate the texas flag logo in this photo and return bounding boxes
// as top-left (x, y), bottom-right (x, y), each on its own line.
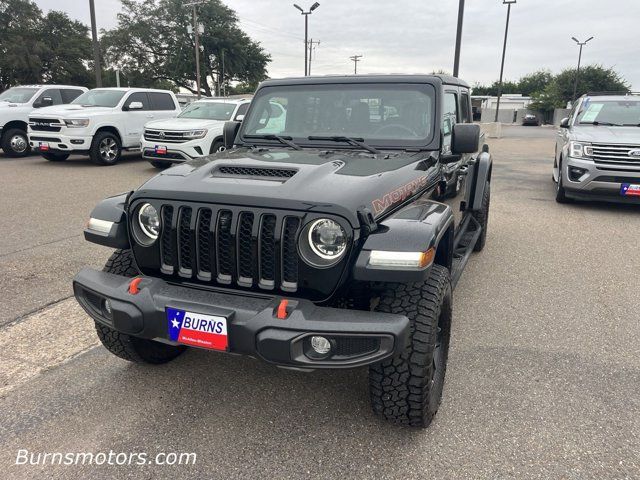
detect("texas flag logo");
top-left (621, 184), bottom-right (640, 197)
top-left (167, 307), bottom-right (228, 351)
top-left (155, 145), bottom-right (167, 155)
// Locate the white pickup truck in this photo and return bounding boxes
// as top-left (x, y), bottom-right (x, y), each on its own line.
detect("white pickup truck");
top-left (0, 85), bottom-right (87, 157)
top-left (141, 97), bottom-right (251, 168)
top-left (28, 88), bottom-right (181, 165)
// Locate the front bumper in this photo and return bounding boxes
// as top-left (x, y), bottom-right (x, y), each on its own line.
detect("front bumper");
top-left (562, 156), bottom-right (640, 203)
top-left (73, 268), bottom-right (410, 369)
top-left (141, 138), bottom-right (208, 163)
top-left (28, 131), bottom-right (92, 154)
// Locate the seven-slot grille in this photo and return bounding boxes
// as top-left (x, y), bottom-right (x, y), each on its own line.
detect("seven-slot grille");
top-left (28, 118), bottom-right (64, 132)
top-left (144, 129), bottom-right (192, 143)
top-left (158, 204), bottom-right (302, 292)
top-left (591, 143), bottom-right (640, 167)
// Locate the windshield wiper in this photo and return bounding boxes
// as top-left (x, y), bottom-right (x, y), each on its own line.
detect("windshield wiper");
top-left (243, 134), bottom-right (301, 150)
top-left (579, 121), bottom-right (623, 126)
top-left (308, 136), bottom-right (380, 154)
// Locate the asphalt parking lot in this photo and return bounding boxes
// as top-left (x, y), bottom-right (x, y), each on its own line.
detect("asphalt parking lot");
top-left (1, 128), bottom-right (639, 479)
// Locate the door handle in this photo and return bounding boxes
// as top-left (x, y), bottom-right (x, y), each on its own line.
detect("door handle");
top-left (146, 114), bottom-right (154, 118)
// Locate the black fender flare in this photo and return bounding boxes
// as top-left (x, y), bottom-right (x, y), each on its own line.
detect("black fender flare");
top-left (466, 149), bottom-right (492, 212)
top-left (84, 192), bottom-right (131, 249)
top-left (353, 200), bottom-right (454, 283)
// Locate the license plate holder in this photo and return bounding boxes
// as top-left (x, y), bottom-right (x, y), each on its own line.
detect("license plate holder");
top-left (166, 307), bottom-right (228, 351)
top-left (39, 142), bottom-right (50, 151)
top-left (621, 183), bottom-right (640, 197)
top-left (155, 145), bottom-right (168, 155)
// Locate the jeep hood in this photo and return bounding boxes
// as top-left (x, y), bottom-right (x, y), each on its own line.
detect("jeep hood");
top-left (133, 148), bottom-right (438, 226)
top-left (145, 117), bottom-right (225, 131)
top-left (571, 126), bottom-right (640, 144)
top-left (29, 104), bottom-right (113, 118)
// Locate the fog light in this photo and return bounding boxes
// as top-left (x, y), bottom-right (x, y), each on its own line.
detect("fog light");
top-left (310, 336), bottom-right (331, 355)
top-left (103, 299), bottom-right (112, 316)
top-left (569, 166), bottom-right (587, 182)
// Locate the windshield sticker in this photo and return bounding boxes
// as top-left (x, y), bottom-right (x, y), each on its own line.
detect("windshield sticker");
top-left (581, 103), bottom-right (604, 123)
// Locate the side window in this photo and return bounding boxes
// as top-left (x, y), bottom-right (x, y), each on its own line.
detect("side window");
top-left (148, 92), bottom-right (177, 111)
top-left (460, 92), bottom-right (471, 123)
top-left (36, 89), bottom-right (63, 106)
top-left (124, 92), bottom-right (150, 110)
top-left (234, 103), bottom-right (249, 120)
top-left (61, 89), bottom-right (84, 104)
top-left (442, 92), bottom-right (458, 139)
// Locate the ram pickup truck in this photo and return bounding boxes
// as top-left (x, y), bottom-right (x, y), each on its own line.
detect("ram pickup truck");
top-left (142, 97), bottom-right (251, 169)
top-left (0, 84), bottom-right (87, 157)
top-left (73, 75), bottom-right (492, 428)
top-left (555, 92), bottom-right (640, 203)
top-left (28, 88), bottom-right (181, 165)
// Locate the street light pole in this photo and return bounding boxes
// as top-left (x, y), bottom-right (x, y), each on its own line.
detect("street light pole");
top-left (572, 36), bottom-right (594, 103)
top-left (88, 0), bottom-right (102, 87)
top-left (293, 3), bottom-right (320, 76)
top-left (453, 0), bottom-right (465, 77)
top-left (494, 0), bottom-right (516, 123)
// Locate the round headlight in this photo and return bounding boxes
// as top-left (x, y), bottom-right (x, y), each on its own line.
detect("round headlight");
top-left (137, 203), bottom-right (160, 243)
top-left (309, 219), bottom-right (346, 259)
top-left (299, 218), bottom-right (347, 267)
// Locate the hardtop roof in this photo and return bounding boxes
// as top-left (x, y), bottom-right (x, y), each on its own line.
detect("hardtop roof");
top-left (259, 74), bottom-right (470, 89)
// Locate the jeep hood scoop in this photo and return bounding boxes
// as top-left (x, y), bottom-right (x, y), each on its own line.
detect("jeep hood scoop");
top-left (133, 148), bottom-right (438, 226)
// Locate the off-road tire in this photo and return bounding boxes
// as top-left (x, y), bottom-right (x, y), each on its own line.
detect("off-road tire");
top-left (555, 158), bottom-right (570, 203)
top-left (369, 265), bottom-right (452, 428)
top-left (1, 128), bottom-right (30, 157)
top-left (89, 131), bottom-right (122, 166)
top-left (42, 152), bottom-right (70, 162)
top-left (150, 160), bottom-right (172, 169)
top-left (471, 181), bottom-right (490, 252)
top-left (95, 249), bottom-right (186, 364)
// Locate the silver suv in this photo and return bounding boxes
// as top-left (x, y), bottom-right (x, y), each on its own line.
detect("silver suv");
top-left (554, 93), bottom-right (640, 203)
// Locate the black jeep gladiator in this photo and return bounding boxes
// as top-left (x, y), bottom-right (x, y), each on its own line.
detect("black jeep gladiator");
top-left (73, 75), bottom-right (492, 428)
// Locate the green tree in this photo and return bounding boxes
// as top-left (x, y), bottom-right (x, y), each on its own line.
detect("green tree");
top-left (471, 80), bottom-right (519, 96)
top-left (0, 0), bottom-right (93, 90)
top-left (0, 0), bottom-right (45, 89)
top-left (39, 11), bottom-right (93, 86)
top-left (530, 65), bottom-right (630, 111)
top-left (101, 0), bottom-right (271, 96)
top-left (517, 70), bottom-right (553, 96)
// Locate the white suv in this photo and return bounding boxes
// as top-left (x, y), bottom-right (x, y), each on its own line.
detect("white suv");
top-left (141, 97), bottom-right (251, 168)
top-left (28, 88), bottom-right (181, 165)
top-left (0, 85), bottom-right (87, 157)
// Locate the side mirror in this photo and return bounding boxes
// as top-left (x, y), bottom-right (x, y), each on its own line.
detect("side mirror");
top-left (451, 123), bottom-right (480, 155)
top-left (125, 101), bottom-right (144, 111)
top-left (235, 114), bottom-right (245, 122)
top-left (560, 117), bottom-right (570, 129)
top-left (223, 121), bottom-right (241, 149)
top-left (40, 97), bottom-right (54, 107)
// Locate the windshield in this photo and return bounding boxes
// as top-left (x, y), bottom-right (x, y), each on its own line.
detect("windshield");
top-left (577, 99), bottom-right (640, 126)
top-left (179, 101), bottom-right (237, 120)
top-left (240, 83), bottom-right (436, 148)
top-left (72, 90), bottom-right (126, 108)
top-left (0, 87), bottom-right (39, 103)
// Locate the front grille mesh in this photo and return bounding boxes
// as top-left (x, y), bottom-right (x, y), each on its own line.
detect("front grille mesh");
top-left (141, 202), bottom-right (350, 296)
top-left (259, 215), bottom-right (277, 282)
top-left (591, 143), bottom-right (640, 166)
top-left (158, 205), bottom-right (301, 290)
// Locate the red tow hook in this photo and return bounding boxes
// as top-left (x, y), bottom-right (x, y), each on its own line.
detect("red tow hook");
top-left (128, 277), bottom-right (144, 295)
top-left (276, 299), bottom-right (289, 319)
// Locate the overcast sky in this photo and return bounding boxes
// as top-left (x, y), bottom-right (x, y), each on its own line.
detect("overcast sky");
top-left (34, 0), bottom-right (640, 89)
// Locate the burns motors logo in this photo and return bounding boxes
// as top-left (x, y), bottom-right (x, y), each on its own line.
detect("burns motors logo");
top-left (167, 308), bottom-right (228, 351)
